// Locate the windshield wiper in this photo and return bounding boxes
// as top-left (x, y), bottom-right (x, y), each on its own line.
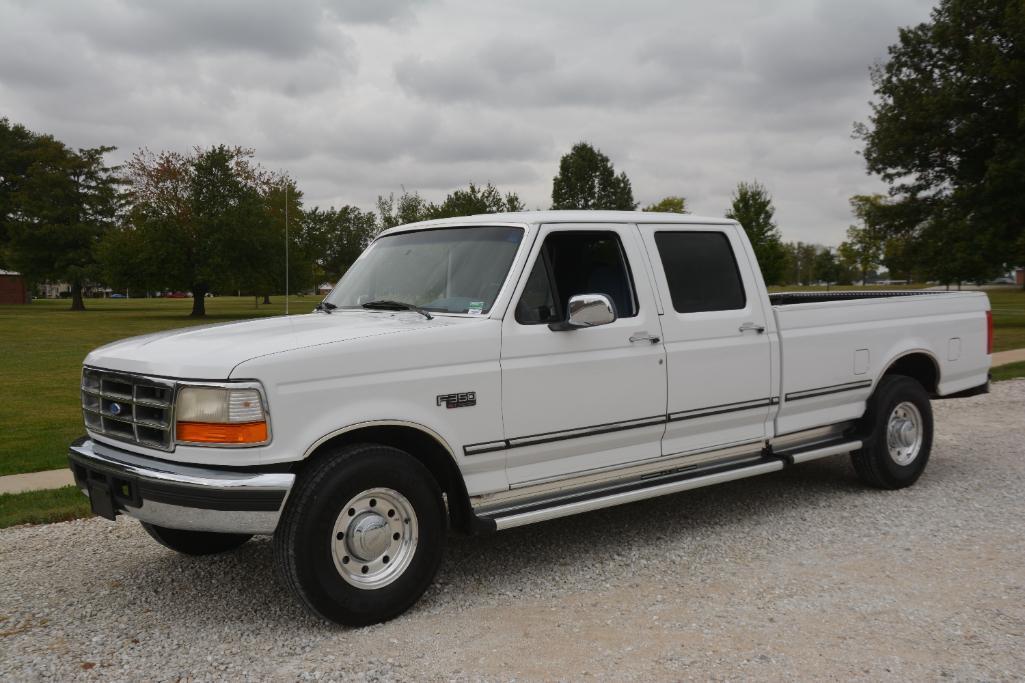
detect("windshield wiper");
top-left (361, 299), bottom-right (433, 320)
top-left (314, 301), bottom-right (337, 314)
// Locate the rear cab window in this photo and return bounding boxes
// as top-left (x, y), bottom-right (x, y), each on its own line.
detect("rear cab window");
top-left (653, 231), bottom-right (746, 313)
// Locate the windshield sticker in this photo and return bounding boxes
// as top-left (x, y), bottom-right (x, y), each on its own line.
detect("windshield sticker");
top-left (467, 301), bottom-right (484, 316)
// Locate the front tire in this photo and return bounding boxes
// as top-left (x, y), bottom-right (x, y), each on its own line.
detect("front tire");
top-left (273, 443), bottom-right (446, 626)
top-left (851, 374), bottom-right (933, 489)
top-left (141, 523), bottom-right (252, 555)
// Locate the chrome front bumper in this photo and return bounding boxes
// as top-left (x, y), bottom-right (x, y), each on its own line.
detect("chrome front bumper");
top-left (68, 437), bottom-right (295, 535)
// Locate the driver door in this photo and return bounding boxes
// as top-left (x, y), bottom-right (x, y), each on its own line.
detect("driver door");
top-left (499, 223), bottom-right (667, 485)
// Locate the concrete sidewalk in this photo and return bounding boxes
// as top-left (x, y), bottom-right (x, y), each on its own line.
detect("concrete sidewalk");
top-left (1, 469), bottom-right (74, 495)
top-left (4, 348), bottom-right (1025, 496)
top-left (993, 348), bottom-right (1025, 366)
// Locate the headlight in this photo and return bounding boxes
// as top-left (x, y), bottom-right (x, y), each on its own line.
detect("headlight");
top-left (175, 385), bottom-right (269, 445)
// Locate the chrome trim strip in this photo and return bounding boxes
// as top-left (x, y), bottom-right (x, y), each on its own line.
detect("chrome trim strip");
top-left (464, 440), bottom-right (509, 456)
top-left (466, 395), bottom-right (788, 456)
top-left (784, 380), bottom-right (872, 402)
top-left (508, 415), bottom-right (666, 448)
top-left (463, 414), bottom-right (667, 455)
top-left (71, 439), bottom-right (293, 491)
top-left (302, 420), bottom-right (458, 460)
top-left (491, 460), bottom-right (784, 530)
top-left (786, 440), bottom-right (862, 465)
top-left (669, 397), bottom-right (775, 422)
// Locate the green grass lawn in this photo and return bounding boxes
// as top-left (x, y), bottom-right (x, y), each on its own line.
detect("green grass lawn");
top-left (0, 288), bottom-right (1023, 479)
top-left (0, 485), bottom-right (91, 529)
top-left (0, 295), bottom-right (318, 476)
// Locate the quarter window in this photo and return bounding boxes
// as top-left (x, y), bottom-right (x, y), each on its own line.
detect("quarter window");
top-left (654, 231), bottom-right (746, 313)
top-left (516, 231), bottom-right (638, 324)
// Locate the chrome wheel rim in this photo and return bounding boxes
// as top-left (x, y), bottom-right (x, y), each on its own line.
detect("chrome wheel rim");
top-left (331, 488), bottom-right (418, 589)
top-left (886, 401), bottom-right (923, 466)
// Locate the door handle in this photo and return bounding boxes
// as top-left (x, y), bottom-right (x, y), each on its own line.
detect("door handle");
top-left (739, 322), bottom-right (765, 334)
top-left (629, 332), bottom-right (661, 344)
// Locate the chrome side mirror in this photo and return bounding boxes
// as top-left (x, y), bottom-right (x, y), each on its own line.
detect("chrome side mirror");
top-left (548, 293), bottom-right (617, 331)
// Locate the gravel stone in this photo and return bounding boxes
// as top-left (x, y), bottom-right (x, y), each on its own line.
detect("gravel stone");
top-left (2, 380), bottom-right (1024, 680)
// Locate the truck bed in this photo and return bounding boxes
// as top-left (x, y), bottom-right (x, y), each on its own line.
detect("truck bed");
top-left (769, 289), bottom-right (990, 436)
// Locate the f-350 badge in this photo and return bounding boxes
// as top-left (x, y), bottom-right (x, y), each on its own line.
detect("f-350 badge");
top-left (436, 392), bottom-right (476, 409)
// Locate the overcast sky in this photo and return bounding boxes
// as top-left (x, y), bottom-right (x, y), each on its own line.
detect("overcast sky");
top-left (0, 0), bottom-right (936, 245)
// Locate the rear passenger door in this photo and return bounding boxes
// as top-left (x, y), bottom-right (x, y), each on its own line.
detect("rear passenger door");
top-left (499, 224), bottom-right (667, 485)
top-left (641, 224), bottom-right (773, 459)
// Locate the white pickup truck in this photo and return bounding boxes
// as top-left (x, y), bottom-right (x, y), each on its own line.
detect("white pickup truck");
top-left (69, 211), bottom-right (992, 625)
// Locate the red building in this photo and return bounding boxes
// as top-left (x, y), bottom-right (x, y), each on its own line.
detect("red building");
top-left (0, 270), bottom-right (30, 304)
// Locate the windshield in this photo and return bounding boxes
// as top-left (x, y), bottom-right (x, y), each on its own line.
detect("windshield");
top-left (325, 226), bottom-right (524, 315)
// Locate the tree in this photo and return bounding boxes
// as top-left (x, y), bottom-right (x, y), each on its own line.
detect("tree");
top-left (3, 119), bottom-right (122, 310)
top-left (856, 0), bottom-right (1025, 286)
top-left (305, 205), bottom-right (378, 281)
top-left (838, 196), bottom-right (887, 284)
top-left (260, 177), bottom-right (312, 303)
top-left (810, 248), bottom-right (836, 287)
top-left (0, 118), bottom-right (42, 269)
top-left (376, 190), bottom-right (432, 230)
top-left (119, 146), bottom-right (276, 316)
top-left (377, 182), bottom-right (526, 230)
top-left (551, 142), bottom-right (637, 210)
top-left (431, 182), bottom-right (525, 218)
top-left (726, 181), bottom-right (786, 285)
top-left (781, 241), bottom-right (825, 285)
top-left (838, 226), bottom-right (883, 284)
top-left (643, 196), bottom-right (687, 213)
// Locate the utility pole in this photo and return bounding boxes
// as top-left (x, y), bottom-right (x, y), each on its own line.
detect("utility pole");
top-left (284, 180), bottom-right (289, 316)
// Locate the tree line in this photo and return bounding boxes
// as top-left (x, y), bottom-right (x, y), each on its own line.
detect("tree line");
top-left (5, 0), bottom-right (1024, 321)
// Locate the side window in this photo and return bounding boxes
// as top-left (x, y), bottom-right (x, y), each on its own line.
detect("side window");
top-left (516, 231), bottom-right (638, 324)
top-left (654, 231), bottom-right (746, 313)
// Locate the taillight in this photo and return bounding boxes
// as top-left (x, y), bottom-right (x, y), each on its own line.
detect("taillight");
top-left (986, 310), bottom-right (993, 355)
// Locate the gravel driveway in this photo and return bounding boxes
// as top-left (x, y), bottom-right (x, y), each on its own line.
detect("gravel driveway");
top-left (3, 381), bottom-right (1024, 681)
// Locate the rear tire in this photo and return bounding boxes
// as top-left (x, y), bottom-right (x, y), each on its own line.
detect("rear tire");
top-left (141, 523), bottom-right (252, 555)
top-left (851, 374), bottom-right (933, 489)
top-left (273, 443), bottom-right (446, 626)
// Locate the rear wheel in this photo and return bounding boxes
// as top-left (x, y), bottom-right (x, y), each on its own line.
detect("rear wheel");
top-left (851, 374), bottom-right (933, 489)
top-left (141, 523), bottom-right (252, 556)
top-left (273, 443), bottom-right (446, 626)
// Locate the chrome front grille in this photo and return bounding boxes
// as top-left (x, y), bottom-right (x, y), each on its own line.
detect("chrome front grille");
top-left (81, 368), bottom-right (176, 451)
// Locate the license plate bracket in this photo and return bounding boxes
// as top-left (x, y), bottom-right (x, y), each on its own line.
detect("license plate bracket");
top-left (88, 480), bottom-right (117, 520)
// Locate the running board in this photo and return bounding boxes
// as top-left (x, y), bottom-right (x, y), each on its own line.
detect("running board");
top-left (776, 439), bottom-right (862, 465)
top-left (486, 460), bottom-right (784, 531)
top-left (475, 438), bottom-right (865, 532)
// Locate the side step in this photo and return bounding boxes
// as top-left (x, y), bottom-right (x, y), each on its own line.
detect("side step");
top-left (776, 439), bottom-right (862, 465)
top-left (477, 438), bottom-right (864, 532)
top-left (486, 459), bottom-right (783, 531)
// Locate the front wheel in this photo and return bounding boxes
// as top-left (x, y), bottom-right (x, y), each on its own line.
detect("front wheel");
top-left (273, 443), bottom-right (446, 626)
top-left (141, 523), bottom-right (252, 555)
top-left (851, 374), bottom-right (933, 489)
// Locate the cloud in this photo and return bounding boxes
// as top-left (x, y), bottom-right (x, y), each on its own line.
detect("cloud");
top-left (324, 0), bottom-right (426, 26)
top-left (0, 0), bottom-right (936, 245)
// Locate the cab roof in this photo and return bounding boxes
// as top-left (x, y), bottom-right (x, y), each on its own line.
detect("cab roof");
top-left (379, 210), bottom-right (736, 237)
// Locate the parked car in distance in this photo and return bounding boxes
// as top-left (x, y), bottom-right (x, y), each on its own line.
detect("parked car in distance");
top-left (68, 211), bottom-right (992, 626)
top-left (109, 293), bottom-right (126, 299)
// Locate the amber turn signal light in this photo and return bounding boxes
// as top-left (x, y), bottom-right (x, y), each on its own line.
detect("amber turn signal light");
top-left (176, 421), bottom-right (268, 444)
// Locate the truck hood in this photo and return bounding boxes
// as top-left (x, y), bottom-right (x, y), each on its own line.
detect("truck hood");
top-left (84, 311), bottom-right (468, 378)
